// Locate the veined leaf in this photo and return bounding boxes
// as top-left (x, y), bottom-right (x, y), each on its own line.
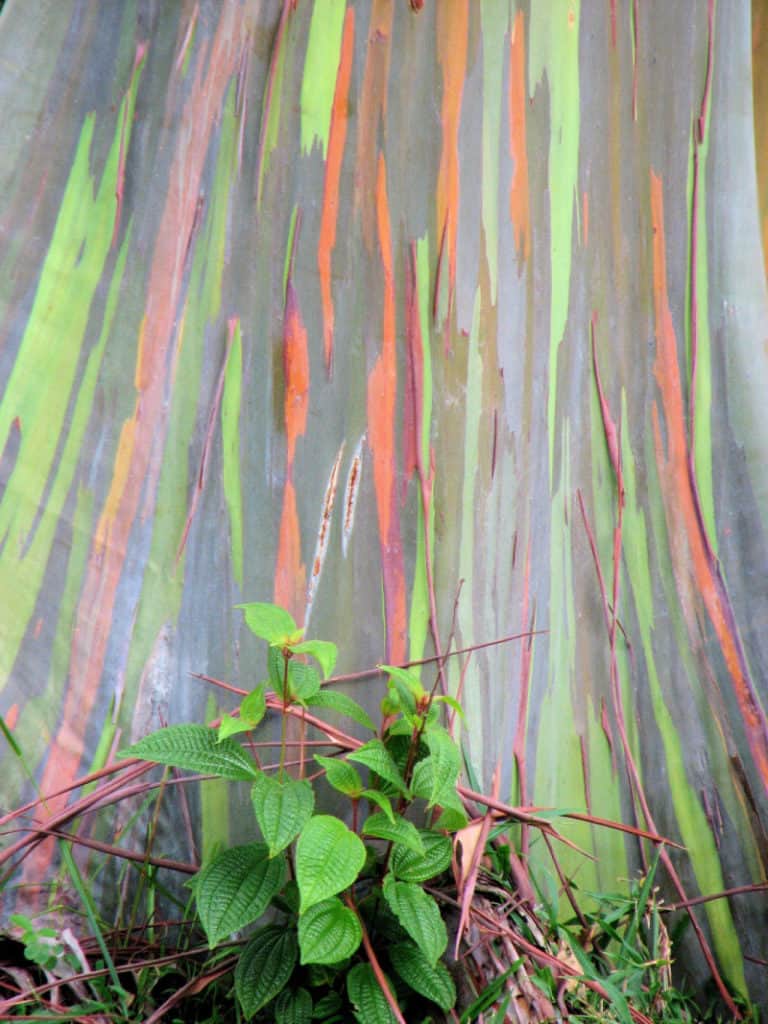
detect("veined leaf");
top-left (120, 724), bottom-right (258, 780)
top-left (195, 842), bottom-right (285, 947)
top-left (361, 812), bottom-right (425, 854)
top-left (411, 751), bottom-right (461, 809)
top-left (217, 713), bottom-right (253, 741)
top-left (433, 694), bottom-right (466, 721)
top-left (298, 896), bottom-right (362, 964)
top-left (312, 991), bottom-right (343, 1018)
top-left (346, 963), bottom-right (398, 1024)
top-left (379, 664), bottom-right (424, 713)
top-left (390, 941), bottom-right (456, 1010)
top-left (290, 639), bottom-right (338, 678)
top-left (251, 772), bottom-right (314, 856)
top-left (217, 683), bottom-right (267, 738)
top-left (348, 739), bottom-right (409, 794)
top-left (362, 788), bottom-right (394, 822)
top-left (274, 987), bottom-right (313, 1024)
top-left (296, 815), bottom-right (365, 913)
top-left (235, 925), bottom-right (297, 1016)
top-left (382, 875), bottom-right (447, 965)
top-left (433, 804), bottom-right (468, 831)
top-left (423, 726), bottom-right (461, 801)
top-left (241, 683), bottom-right (268, 724)
top-left (287, 660), bottom-right (321, 701)
top-left (237, 602), bottom-right (298, 644)
top-left (391, 830), bottom-right (453, 882)
top-left (303, 690), bottom-right (376, 731)
top-left (314, 754), bottom-right (363, 796)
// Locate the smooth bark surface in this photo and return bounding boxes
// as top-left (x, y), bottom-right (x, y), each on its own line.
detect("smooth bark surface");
top-left (1, 0), bottom-right (766, 1000)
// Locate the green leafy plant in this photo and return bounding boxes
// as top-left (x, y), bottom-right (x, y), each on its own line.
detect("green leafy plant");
top-left (119, 601), bottom-right (467, 1022)
top-left (8, 913), bottom-right (66, 972)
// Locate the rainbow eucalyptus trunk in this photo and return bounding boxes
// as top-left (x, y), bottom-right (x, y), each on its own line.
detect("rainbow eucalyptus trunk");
top-left (1, 0), bottom-right (766, 1005)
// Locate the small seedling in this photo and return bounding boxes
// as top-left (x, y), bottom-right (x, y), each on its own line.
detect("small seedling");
top-left (9, 913), bottom-right (65, 972)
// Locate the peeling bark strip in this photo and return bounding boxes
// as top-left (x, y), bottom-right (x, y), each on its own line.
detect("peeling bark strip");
top-left (342, 433), bottom-right (365, 559)
top-left (32, 6), bottom-right (251, 877)
top-left (650, 172), bottom-right (768, 795)
top-left (304, 442), bottom-right (345, 628)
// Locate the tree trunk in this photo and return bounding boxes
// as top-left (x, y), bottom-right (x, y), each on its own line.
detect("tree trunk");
top-left (1, 0), bottom-right (766, 1003)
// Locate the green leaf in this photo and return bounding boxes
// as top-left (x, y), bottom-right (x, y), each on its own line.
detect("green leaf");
top-left (433, 694), bottom-right (466, 721)
top-left (290, 639), bottom-right (338, 678)
top-left (422, 726), bottom-right (462, 804)
top-left (348, 739), bottom-right (409, 794)
top-left (217, 683), bottom-right (268, 740)
top-left (241, 683), bottom-right (268, 725)
top-left (237, 601), bottom-right (298, 643)
top-left (275, 987), bottom-right (313, 1024)
top-left (411, 751), bottom-right (461, 809)
top-left (303, 690), bottom-right (376, 731)
top-left (312, 991), bottom-right (343, 1018)
top-left (390, 942), bottom-right (456, 1010)
top-left (314, 755), bottom-right (363, 796)
top-left (432, 787), bottom-right (468, 831)
top-left (120, 724), bottom-right (258, 780)
top-left (346, 963), bottom-right (398, 1024)
top-left (235, 924), bottom-right (297, 1017)
top-left (296, 815), bottom-right (366, 913)
top-left (288, 660), bottom-right (321, 701)
top-left (382, 875), bottom-right (447, 965)
top-left (298, 896), bottom-right (362, 964)
top-left (391, 830), bottom-right (453, 882)
top-left (217, 713), bottom-right (254, 741)
top-left (379, 664), bottom-right (424, 713)
top-left (195, 843), bottom-right (285, 947)
top-left (361, 812), bottom-right (425, 854)
top-left (251, 772), bottom-right (314, 856)
top-left (362, 789), bottom-right (395, 822)
top-left (384, 717), bottom-right (417, 737)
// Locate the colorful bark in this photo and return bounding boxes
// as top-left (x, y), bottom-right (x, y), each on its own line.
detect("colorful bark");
top-left (0, 2), bottom-right (765, 1001)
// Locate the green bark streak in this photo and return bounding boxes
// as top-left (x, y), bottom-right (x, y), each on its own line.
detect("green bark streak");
top-left (300, 0), bottom-right (346, 158)
top-left (528, 1), bottom-right (580, 483)
top-left (409, 235), bottom-right (433, 667)
top-left (222, 322), bottom-right (244, 588)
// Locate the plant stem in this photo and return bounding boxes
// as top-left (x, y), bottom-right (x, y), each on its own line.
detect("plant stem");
top-left (279, 648), bottom-right (290, 776)
top-left (345, 894), bottom-right (407, 1024)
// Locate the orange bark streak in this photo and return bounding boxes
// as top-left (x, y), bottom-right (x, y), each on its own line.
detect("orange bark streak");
top-left (283, 283), bottom-right (309, 467)
top-left (366, 155), bottom-right (406, 663)
top-left (508, 10), bottom-right (530, 264)
top-left (319, 8), bottom-right (355, 374)
top-left (274, 479), bottom-right (306, 625)
top-left (436, 0), bottom-right (468, 299)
